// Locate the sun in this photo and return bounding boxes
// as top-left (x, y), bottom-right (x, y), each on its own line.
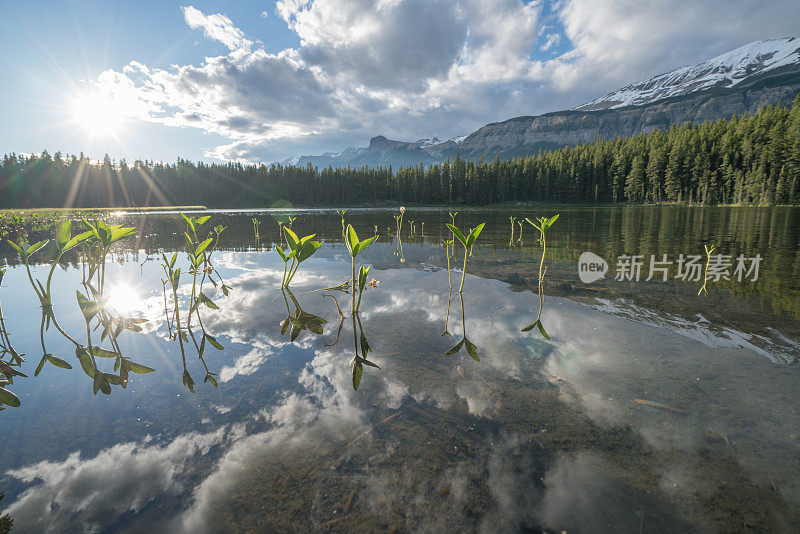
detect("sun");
top-left (70, 91), bottom-right (128, 136)
top-left (106, 283), bottom-right (144, 315)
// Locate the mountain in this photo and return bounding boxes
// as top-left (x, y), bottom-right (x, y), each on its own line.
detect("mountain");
top-left (295, 135), bottom-right (463, 169)
top-left (576, 37), bottom-right (800, 111)
top-left (457, 38), bottom-right (800, 160)
top-left (288, 38), bottom-right (800, 168)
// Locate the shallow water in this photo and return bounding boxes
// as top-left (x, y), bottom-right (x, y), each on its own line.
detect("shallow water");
top-left (1, 206), bottom-right (799, 533)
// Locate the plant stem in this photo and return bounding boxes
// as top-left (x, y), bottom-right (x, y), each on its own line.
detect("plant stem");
top-left (458, 246), bottom-right (468, 293)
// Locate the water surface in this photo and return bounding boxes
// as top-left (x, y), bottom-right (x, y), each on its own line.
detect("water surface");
top-left (1, 206), bottom-right (799, 533)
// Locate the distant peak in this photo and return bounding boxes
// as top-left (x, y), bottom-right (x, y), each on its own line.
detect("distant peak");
top-left (575, 37), bottom-right (800, 111)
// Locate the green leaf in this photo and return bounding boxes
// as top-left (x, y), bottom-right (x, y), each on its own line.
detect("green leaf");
top-left (183, 370), bottom-right (195, 393)
top-left (360, 333), bottom-right (371, 355)
top-left (354, 235), bottom-right (377, 257)
top-left (56, 220), bottom-right (72, 247)
top-left (195, 237), bottom-right (213, 256)
top-left (276, 245), bottom-right (288, 262)
top-left (464, 338), bottom-right (480, 361)
top-left (445, 339), bottom-right (465, 355)
top-left (446, 224), bottom-right (466, 246)
top-left (34, 355), bottom-right (47, 377)
top-left (0, 387), bottom-right (20, 407)
top-left (205, 334), bottom-right (224, 350)
top-left (105, 373), bottom-right (123, 386)
top-left (521, 319), bottom-right (539, 332)
top-left (200, 293), bottom-right (219, 309)
top-left (91, 347), bottom-right (119, 358)
top-left (26, 240), bottom-right (48, 256)
top-left (46, 354), bottom-right (73, 369)
top-left (362, 359), bottom-right (381, 369)
top-left (76, 347), bottom-right (96, 378)
top-left (76, 291), bottom-right (101, 323)
top-left (296, 240), bottom-right (322, 262)
top-left (8, 241), bottom-right (23, 254)
top-left (284, 227), bottom-right (300, 250)
top-left (352, 362), bottom-right (363, 391)
top-left (180, 213), bottom-right (194, 231)
top-left (466, 223), bottom-right (485, 247)
top-left (537, 321), bottom-right (550, 340)
top-left (196, 215), bottom-right (211, 226)
top-left (525, 218), bottom-right (542, 232)
top-left (64, 230), bottom-right (92, 252)
top-left (346, 225), bottom-right (359, 255)
top-left (206, 374), bottom-right (218, 387)
top-left (127, 361), bottom-right (155, 374)
top-left (547, 214), bottom-right (559, 228)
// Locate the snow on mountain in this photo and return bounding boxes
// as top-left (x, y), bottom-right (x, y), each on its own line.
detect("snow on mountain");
top-left (575, 37), bottom-right (800, 111)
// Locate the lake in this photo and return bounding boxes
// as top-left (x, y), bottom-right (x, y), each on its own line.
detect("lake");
top-left (1, 206), bottom-right (799, 533)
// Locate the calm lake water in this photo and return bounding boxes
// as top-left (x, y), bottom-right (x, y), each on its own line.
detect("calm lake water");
top-left (1, 206), bottom-right (799, 533)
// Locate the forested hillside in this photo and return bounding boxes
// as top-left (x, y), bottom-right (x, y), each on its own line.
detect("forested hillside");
top-left (2, 95), bottom-right (799, 208)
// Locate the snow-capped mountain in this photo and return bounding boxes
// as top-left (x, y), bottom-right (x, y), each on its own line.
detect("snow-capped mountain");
top-left (575, 37), bottom-right (800, 111)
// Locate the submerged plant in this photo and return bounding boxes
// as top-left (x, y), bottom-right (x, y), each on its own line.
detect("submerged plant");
top-left (0, 266), bottom-right (25, 409)
top-left (345, 225), bottom-right (378, 313)
top-left (521, 214), bottom-right (559, 338)
top-left (698, 244), bottom-right (716, 296)
top-left (277, 227), bottom-right (322, 287)
top-left (444, 293), bottom-right (479, 361)
top-left (160, 213), bottom-right (231, 391)
top-left (338, 209), bottom-right (347, 238)
top-left (10, 218), bottom-right (153, 397)
top-left (280, 288), bottom-right (326, 342)
top-left (351, 310), bottom-right (380, 391)
top-left (445, 222), bottom-right (485, 293)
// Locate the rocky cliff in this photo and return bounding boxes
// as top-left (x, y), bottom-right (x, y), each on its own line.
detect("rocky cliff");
top-left (457, 69), bottom-right (800, 160)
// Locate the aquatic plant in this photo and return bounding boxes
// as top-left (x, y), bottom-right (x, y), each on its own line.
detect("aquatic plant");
top-left (444, 293), bottom-right (479, 361)
top-left (446, 222), bottom-right (485, 293)
top-left (10, 218), bottom-right (153, 396)
top-left (338, 209), bottom-right (347, 237)
top-left (0, 266), bottom-right (25, 409)
top-left (277, 227), bottom-right (322, 287)
top-left (509, 216), bottom-right (517, 244)
top-left (160, 213), bottom-right (230, 391)
top-left (521, 214), bottom-right (559, 338)
top-left (517, 220), bottom-right (524, 242)
top-left (280, 288), bottom-right (326, 341)
top-left (441, 241), bottom-right (454, 337)
top-left (698, 244), bottom-right (716, 296)
top-left (448, 212), bottom-right (458, 258)
top-left (345, 224), bottom-right (377, 313)
top-left (351, 311), bottom-right (380, 390)
top-left (252, 218), bottom-right (261, 239)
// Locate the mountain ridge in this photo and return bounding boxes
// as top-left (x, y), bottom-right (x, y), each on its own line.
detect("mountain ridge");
top-left (285, 38), bottom-right (800, 169)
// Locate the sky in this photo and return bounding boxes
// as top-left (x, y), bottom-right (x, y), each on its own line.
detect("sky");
top-left (0, 0), bottom-right (798, 164)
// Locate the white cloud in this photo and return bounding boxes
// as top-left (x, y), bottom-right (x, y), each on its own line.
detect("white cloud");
top-left (4, 429), bottom-right (226, 533)
top-left (181, 6), bottom-right (252, 55)
top-left (89, 1), bottom-right (800, 162)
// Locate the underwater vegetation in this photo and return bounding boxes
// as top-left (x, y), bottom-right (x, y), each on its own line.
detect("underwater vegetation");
top-left (521, 214), bottom-right (559, 339)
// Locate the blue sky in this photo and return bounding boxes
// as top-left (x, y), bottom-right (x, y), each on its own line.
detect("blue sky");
top-left (0, 0), bottom-right (797, 164)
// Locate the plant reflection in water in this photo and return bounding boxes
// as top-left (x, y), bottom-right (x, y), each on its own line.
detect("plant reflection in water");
top-left (160, 214), bottom-right (231, 391)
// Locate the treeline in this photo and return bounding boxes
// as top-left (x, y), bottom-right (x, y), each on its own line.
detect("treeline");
top-left (2, 95), bottom-right (799, 208)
